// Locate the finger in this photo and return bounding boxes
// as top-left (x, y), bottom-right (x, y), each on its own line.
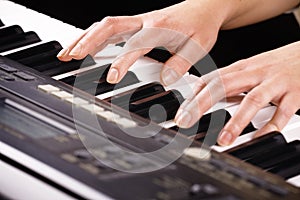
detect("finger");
top-left (160, 54), bottom-right (193, 86)
top-left (161, 36), bottom-right (209, 86)
top-left (108, 27), bottom-right (188, 84)
top-left (174, 72), bottom-right (226, 128)
top-left (122, 27), bottom-right (193, 86)
top-left (58, 16), bottom-right (142, 60)
top-left (175, 69), bottom-right (260, 129)
top-left (254, 94), bottom-right (300, 138)
top-left (217, 81), bottom-right (278, 146)
top-left (203, 59), bottom-right (256, 86)
top-left (57, 23), bottom-right (98, 61)
top-left (217, 59), bottom-right (249, 75)
top-left (106, 48), bottom-right (151, 83)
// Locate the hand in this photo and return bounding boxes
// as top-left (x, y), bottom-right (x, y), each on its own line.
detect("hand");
top-left (57, 0), bottom-right (235, 85)
top-left (174, 41), bottom-right (300, 146)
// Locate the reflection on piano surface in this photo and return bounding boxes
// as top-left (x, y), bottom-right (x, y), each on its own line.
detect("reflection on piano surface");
top-left (0, 0), bottom-right (300, 199)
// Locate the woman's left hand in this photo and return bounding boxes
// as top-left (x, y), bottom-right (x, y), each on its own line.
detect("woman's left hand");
top-left (174, 41), bottom-right (300, 146)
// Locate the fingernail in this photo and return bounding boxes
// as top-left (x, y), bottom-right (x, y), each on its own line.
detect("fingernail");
top-left (217, 131), bottom-right (233, 146)
top-left (107, 68), bottom-right (119, 83)
top-left (69, 44), bottom-right (82, 56)
top-left (180, 99), bottom-right (191, 109)
top-left (161, 68), bottom-right (179, 86)
top-left (175, 110), bottom-right (192, 128)
top-left (57, 48), bottom-right (68, 58)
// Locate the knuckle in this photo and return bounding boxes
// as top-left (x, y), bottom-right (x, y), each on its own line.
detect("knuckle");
top-left (266, 121), bottom-right (280, 132)
top-left (145, 13), bottom-right (169, 27)
top-left (277, 105), bottom-right (294, 121)
top-left (245, 91), bottom-right (266, 108)
top-left (101, 16), bottom-right (119, 30)
top-left (102, 16), bottom-right (117, 24)
top-left (194, 78), bottom-right (207, 89)
top-left (167, 56), bottom-right (190, 75)
top-left (92, 21), bottom-right (101, 27)
top-left (221, 74), bottom-right (233, 94)
top-left (231, 58), bottom-right (250, 70)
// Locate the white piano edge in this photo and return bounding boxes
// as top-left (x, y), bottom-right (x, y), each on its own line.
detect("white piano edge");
top-left (0, 160), bottom-right (76, 200)
top-left (0, 141), bottom-right (114, 200)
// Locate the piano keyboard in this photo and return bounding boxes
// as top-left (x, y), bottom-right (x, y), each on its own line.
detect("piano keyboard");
top-left (0, 0), bottom-right (300, 199)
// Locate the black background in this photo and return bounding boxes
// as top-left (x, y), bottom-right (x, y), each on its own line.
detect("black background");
top-left (10, 0), bottom-right (300, 68)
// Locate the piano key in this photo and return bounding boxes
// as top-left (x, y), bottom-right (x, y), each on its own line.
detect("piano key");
top-left (268, 153), bottom-right (300, 180)
top-left (4, 39), bottom-right (96, 76)
top-left (0, 1), bottom-right (83, 47)
top-left (0, 25), bottom-right (24, 38)
top-left (287, 175), bottom-right (300, 187)
top-left (0, 31), bottom-right (41, 53)
top-left (144, 47), bottom-right (206, 77)
top-left (224, 131), bottom-right (287, 161)
top-left (211, 112), bottom-right (300, 154)
top-left (105, 82), bottom-right (166, 108)
top-left (93, 72), bottom-right (140, 96)
top-left (35, 55), bottom-right (96, 76)
top-left (5, 40), bottom-right (62, 62)
top-left (7, 49), bottom-right (60, 70)
top-left (169, 109), bottom-right (257, 146)
top-left (60, 64), bottom-right (111, 86)
top-left (60, 64), bottom-right (140, 96)
top-left (144, 47), bottom-right (172, 63)
top-left (129, 89), bottom-right (184, 123)
top-left (246, 140), bottom-right (300, 170)
top-left (221, 128), bottom-right (300, 180)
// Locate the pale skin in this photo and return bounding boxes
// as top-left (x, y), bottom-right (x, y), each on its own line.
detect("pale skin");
top-left (57, 0), bottom-right (300, 146)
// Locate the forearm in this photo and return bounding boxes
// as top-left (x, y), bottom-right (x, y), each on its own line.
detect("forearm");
top-left (223, 0), bottom-right (300, 29)
top-left (187, 0), bottom-right (300, 30)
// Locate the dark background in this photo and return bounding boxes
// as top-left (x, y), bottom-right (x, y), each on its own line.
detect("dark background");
top-left (11, 0), bottom-right (300, 68)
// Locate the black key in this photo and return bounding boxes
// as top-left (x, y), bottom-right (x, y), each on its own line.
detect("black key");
top-left (169, 109), bottom-right (256, 146)
top-left (93, 72), bottom-right (139, 95)
top-left (105, 82), bottom-right (165, 108)
top-left (268, 153), bottom-right (300, 179)
top-left (170, 109), bottom-right (230, 141)
top-left (59, 74), bottom-right (77, 85)
top-left (60, 64), bottom-right (110, 86)
top-left (0, 19), bottom-right (4, 27)
top-left (225, 131), bottom-right (286, 161)
top-left (77, 71), bottom-right (139, 95)
top-left (30, 59), bottom-right (63, 72)
top-left (129, 89), bottom-right (184, 123)
top-left (144, 47), bottom-right (202, 77)
top-left (0, 31), bottom-right (41, 53)
top-left (0, 25), bottom-right (24, 38)
top-left (247, 140), bottom-right (300, 170)
top-left (39, 55), bottom-right (96, 76)
top-left (60, 64), bottom-right (140, 95)
top-left (13, 49), bottom-right (61, 68)
top-left (145, 47), bottom-right (172, 63)
top-left (6, 41), bottom-right (62, 64)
